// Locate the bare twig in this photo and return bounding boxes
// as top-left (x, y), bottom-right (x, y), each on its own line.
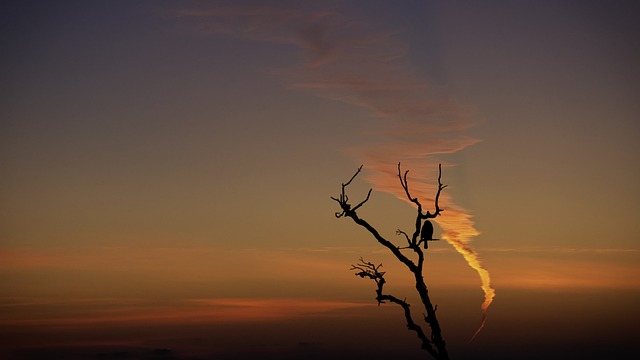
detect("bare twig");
top-left (423, 164), bottom-right (448, 219)
top-left (351, 188), bottom-right (372, 212)
top-left (331, 165), bottom-right (372, 218)
top-left (396, 229), bottom-right (412, 247)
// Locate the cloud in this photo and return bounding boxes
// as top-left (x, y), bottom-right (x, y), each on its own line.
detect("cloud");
top-left (168, 2), bottom-right (493, 318)
top-left (0, 245), bottom-right (401, 301)
top-left (171, 4), bottom-right (481, 190)
top-left (169, 5), bottom-right (341, 67)
top-left (491, 256), bottom-right (640, 290)
top-left (0, 296), bottom-right (370, 326)
top-left (479, 247), bottom-right (640, 253)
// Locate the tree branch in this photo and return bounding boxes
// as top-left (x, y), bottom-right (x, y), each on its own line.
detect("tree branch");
top-left (334, 164), bottom-right (450, 360)
top-left (331, 167), bottom-right (417, 272)
top-left (398, 162), bottom-right (423, 246)
top-left (351, 259), bottom-right (439, 359)
top-left (351, 188), bottom-right (372, 213)
top-left (396, 229), bottom-right (412, 247)
top-left (424, 163), bottom-right (447, 219)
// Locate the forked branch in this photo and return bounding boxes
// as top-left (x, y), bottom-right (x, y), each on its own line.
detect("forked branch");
top-left (331, 165), bottom-right (372, 218)
top-left (333, 164), bottom-right (450, 359)
top-left (351, 259), bottom-right (438, 358)
top-left (330, 167), bottom-right (417, 271)
top-left (398, 162), bottom-right (447, 220)
top-left (397, 162), bottom-right (447, 249)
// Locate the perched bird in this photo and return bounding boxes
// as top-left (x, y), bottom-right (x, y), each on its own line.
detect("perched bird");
top-left (420, 220), bottom-right (435, 249)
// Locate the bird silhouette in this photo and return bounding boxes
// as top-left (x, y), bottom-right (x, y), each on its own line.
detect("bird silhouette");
top-left (420, 220), bottom-right (435, 249)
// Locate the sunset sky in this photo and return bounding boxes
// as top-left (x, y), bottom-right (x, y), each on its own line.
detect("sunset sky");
top-left (1, 1), bottom-right (639, 359)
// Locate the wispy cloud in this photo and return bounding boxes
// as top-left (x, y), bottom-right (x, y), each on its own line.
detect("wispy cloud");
top-left (169, 5), bottom-right (342, 67)
top-left (0, 297), bottom-right (370, 326)
top-left (480, 247), bottom-right (640, 253)
top-left (170, 3), bottom-right (493, 320)
top-left (493, 258), bottom-right (640, 290)
top-left (0, 245), bottom-right (395, 300)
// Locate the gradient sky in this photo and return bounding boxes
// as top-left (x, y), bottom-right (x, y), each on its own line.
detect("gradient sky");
top-left (1, 1), bottom-right (639, 359)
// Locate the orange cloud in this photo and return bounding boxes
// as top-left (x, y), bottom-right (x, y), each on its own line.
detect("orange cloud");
top-left (0, 245), bottom-right (394, 301)
top-left (167, 3), bottom-right (493, 328)
top-left (485, 248), bottom-right (640, 290)
top-left (0, 297), bottom-right (370, 327)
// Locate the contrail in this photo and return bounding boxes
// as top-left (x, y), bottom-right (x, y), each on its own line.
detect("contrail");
top-left (176, 3), bottom-right (495, 338)
top-left (362, 158), bottom-right (495, 341)
top-left (438, 206), bottom-right (495, 342)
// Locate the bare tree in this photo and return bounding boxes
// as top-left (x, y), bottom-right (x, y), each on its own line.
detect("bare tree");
top-left (331, 163), bottom-right (449, 360)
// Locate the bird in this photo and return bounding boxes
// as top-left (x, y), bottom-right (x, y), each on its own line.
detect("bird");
top-left (420, 220), bottom-right (435, 249)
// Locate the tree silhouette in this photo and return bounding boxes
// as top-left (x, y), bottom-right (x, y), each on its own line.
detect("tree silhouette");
top-left (332, 163), bottom-right (449, 360)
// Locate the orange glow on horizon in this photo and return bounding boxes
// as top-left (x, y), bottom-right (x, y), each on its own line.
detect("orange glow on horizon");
top-left (0, 298), bottom-right (371, 327)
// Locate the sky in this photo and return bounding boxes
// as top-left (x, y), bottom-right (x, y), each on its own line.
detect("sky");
top-left (1, 1), bottom-right (639, 359)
